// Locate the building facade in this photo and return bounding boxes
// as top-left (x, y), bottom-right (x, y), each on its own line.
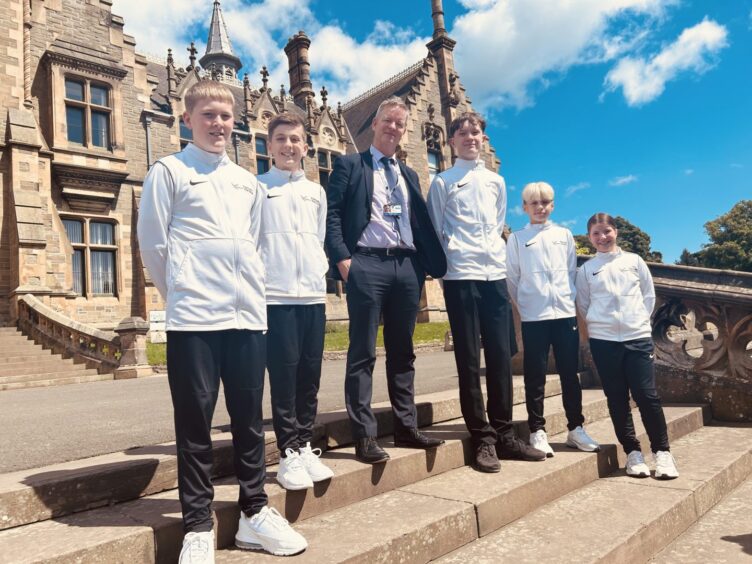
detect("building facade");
top-left (0, 0), bottom-right (499, 330)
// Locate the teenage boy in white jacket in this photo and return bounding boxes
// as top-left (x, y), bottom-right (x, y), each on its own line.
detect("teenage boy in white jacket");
top-left (258, 113), bottom-right (333, 491)
top-left (506, 182), bottom-right (599, 458)
top-left (427, 112), bottom-right (545, 473)
top-left (137, 81), bottom-right (306, 563)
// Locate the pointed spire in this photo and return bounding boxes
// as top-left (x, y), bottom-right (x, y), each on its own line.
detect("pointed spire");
top-left (166, 48), bottom-right (177, 98)
top-left (199, 0), bottom-right (242, 78)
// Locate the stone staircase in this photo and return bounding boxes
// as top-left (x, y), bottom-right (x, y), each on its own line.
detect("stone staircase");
top-left (0, 327), bottom-right (110, 391)
top-left (0, 375), bottom-right (750, 563)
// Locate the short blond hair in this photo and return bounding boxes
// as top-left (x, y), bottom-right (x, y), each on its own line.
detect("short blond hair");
top-left (184, 80), bottom-right (235, 113)
top-left (374, 96), bottom-right (408, 121)
top-left (522, 181), bottom-right (555, 203)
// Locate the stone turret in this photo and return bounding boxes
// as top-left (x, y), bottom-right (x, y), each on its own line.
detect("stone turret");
top-left (426, 0), bottom-right (459, 123)
top-left (284, 31), bottom-right (315, 109)
top-left (199, 0), bottom-right (242, 79)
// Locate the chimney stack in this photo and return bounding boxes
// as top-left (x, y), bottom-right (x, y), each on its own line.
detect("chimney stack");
top-left (284, 31), bottom-right (315, 109)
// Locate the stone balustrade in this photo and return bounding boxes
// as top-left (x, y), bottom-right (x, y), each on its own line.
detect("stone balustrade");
top-left (17, 294), bottom-right (153, 379)
top-left (648, 263), bottom-right (752, 421)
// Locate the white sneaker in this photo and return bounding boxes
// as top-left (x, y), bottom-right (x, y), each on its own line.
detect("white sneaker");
top-left (235, 506), bottom-right (307, 556)
top-left (529, 430), bottom-right (554, 458)
top-left (654, 450), bottom-right (679, 480)
top-left (179, 531), bottom-right (214, 564)
top-left (626, 450), bottom-right (650, 478)
top-left (276, 449), bottom-right (314, 490)
top-left (300, 442), bottom-right (335, 482)
top-left (566, 426), bottom-right (601, 452)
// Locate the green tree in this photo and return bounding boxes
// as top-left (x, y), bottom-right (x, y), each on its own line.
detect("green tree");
top-left (676, 248), bottom-right (700, 267)
top-left (693, 200), bottom-right (752, 272)
top-left (576, 216), bottom-right (662, 262)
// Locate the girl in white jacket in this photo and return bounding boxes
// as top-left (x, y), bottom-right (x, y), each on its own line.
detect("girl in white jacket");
top-left (575, 213), bottom-right (678, 480)
top-left (258, 113), bottom-right (333, 492)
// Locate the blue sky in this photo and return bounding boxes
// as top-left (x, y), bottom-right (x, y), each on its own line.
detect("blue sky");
top-left (113, 0), bottom-right (752, 262)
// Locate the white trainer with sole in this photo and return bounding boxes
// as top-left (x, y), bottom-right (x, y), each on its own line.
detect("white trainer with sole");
top-left (566, 426), bottom-right (601, 452)
top-left (654, 450), bottom-right (679, 479)
top-left (276, 448), bottom-right (314, 490)
top-left (235, 506), bottom-right (308, 556)
top-left (529, 429), bottom-right (554, 458)
top-left (300, 442), bottom-right (335, 482)
top-left (179, 531), bottom-right (214, 564)
top-left (626, 450), bottom-right (650, 478)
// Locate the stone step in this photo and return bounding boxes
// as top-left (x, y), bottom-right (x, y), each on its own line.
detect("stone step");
top-left (0, 352), bottom-right (68, 365)
top-left (650, 439), bottom-right (752, 563)
top-left (0, 359), bottom-right (79, 377)
top-left (0, 327), bottom-right (21, 334)
top-left (0, 341), bottom-right (45, 353)
top-left (435, 424), bottom-right (752, 564)
top-left (0, 371), bottom-right (110, 391)
top-left (0, 390), bottom-right (616, 563)
top-left (0, 376), bottom-right (565, 532)
top-left (212, 403), bottom-right (708, 563)
top-left (0, 334), bottom-right (37, 344)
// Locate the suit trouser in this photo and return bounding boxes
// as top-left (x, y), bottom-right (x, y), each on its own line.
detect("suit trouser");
top-left (267, 304), bottom-right (326, 453)
top-left (589, 337), bottom-right (670, 454)
top-left (521, 317), bottom-right (584, 433)
top-left (167, 330), bottom-right (268, 533)
top-left (345, 250), bottom-right (423, 438)
top-left (443, 279), bottom-right (514, 446)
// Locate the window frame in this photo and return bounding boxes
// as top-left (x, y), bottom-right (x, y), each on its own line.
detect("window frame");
top-left (61, 215), bottom-right (119, 298)
top-left (63, 76), bottom-right (113, 150)
top-left (317, 150), bottom-right (340, 189)
top-left (255, 135), bottom-right (270, 175)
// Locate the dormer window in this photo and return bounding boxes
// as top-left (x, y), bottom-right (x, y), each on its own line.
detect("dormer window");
top-left (64, 78), bottom-right (111, 149)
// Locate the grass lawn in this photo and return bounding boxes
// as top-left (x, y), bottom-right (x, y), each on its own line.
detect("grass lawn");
top-left (145, 321), bottom-right (450, 365)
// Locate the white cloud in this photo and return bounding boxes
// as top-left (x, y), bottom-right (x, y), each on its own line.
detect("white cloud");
top-left (565, 181), bottom-right (591, 197)
top-left (559, 218), bottom-right (578, 228)
top-left (510, 204), bottom-right (525, 216)
top-left (683, 168), bottom-right (694, 175)
top-left (604, 18), bottom-right (728, 106)
top-left (450, 0), bottom-right (676, 110)
top-left (609, 174), bottom-right (638, 186)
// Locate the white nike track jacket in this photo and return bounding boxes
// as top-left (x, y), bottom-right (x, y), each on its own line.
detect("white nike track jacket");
top-left (427, 158), bottom-right (507, 281)
top-left (137, 143), bottom-right (266, 331)
top-left (575, 248), bottom-right (655, 342)
top-left (258, 166), bottom-right (328, 305)
top-left (506, 222), bottom-right (577, 322)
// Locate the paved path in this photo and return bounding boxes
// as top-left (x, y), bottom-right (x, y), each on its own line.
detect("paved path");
top-left (0, 350), bottom-right (461, 473)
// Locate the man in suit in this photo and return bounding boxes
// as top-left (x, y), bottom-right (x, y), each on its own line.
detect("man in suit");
top-left (326, 96), bottom-right (447, 463)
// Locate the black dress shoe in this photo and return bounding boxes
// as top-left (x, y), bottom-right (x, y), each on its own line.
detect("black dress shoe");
top-left (355, 437), bottom-right (390, 464)
top-left (394, 428), bottom-right (445, 449)
top-left (497, 436), bottom-right (546, 461)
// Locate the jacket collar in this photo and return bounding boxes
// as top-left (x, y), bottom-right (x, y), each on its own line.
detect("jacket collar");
top-left (184, 143), bottom-right (229, 167)
top-left (525, 221), bottom-right (553, 231)
top-left (453, 157), bottom-right (485, 171)
top-left (267, 165), bottom-right (306, 182)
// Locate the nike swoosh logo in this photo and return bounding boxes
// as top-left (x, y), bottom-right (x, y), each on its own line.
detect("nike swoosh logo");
top-left (649, 354), bottom-right (654, 359)
top-left (592, 270), bottom-right (603, 276)
top-left (458, 182), bottom-right (469, 188)
top-left (189, 179), bottom-right (208, 185)
top-left (267, 194), bottom-right (283, 199)
top-left (525, 241), bottom-right (537, 247)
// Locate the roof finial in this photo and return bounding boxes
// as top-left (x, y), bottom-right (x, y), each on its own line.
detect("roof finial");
top-left (320, 86), bottom-right (328, 108)
top-left (260, 66), bottom-right (269, 91)
top-left (187, 42), bottom-right (197, 70)
top-left (431, 0), bottom-right (447, 39)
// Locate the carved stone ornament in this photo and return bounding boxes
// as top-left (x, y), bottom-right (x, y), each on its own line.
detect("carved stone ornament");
top-left (321, 127), bottom-right (336, 147)
top-left (261, 111), bottom-right (274, 129)
top-left (44, 39), bottom-right (127, 79)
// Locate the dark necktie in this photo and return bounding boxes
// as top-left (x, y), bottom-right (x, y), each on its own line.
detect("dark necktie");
top-left (380, 156), bottom-right (408, 244)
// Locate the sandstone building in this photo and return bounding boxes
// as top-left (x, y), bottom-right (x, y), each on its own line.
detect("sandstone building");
top-left (0, 0), bottom-right (499, 330)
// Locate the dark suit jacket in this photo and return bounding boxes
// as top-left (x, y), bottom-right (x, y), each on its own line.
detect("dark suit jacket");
top-left (325, 150), bottom-right (447, 280)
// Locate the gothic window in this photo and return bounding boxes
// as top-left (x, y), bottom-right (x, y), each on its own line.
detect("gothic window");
top-left (62, 217), bottom-right (118, 297)
top-left (317, 150), bottom-right (340, 189)
top-left (179, 118), bottom-right (193, 150)
top-left (428, 150), bottom-right (442, 183)
top-left (64, 78), bottom-right (111, 149)
top-left (255, 136), bottom-right (270, 174)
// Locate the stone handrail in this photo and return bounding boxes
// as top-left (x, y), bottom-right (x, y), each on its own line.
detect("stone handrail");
top-left (16, 295), bottom-right (154, 379)
top-left (17, 294), bottom-right (120, 373)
